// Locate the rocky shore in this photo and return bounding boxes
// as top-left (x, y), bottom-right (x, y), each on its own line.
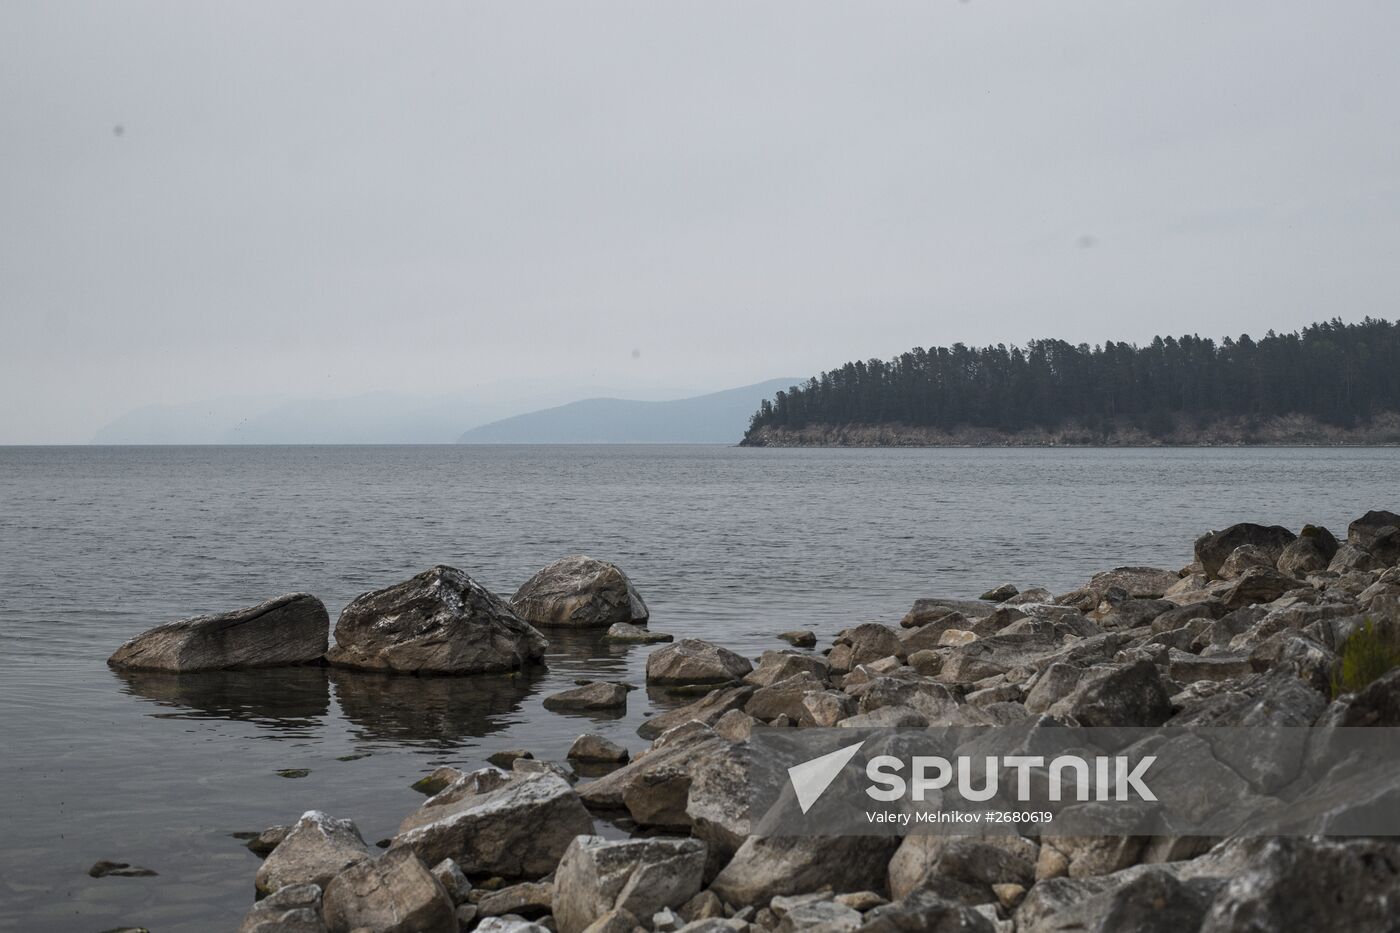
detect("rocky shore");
top-left (741, 412), bottom-right (1400, 447)
top-left (108, 515), bottom-right (1400, 932)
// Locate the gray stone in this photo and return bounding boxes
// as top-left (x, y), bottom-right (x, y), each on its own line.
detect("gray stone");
top-left (1348, 509), bottom-right (1400, 551)
top-left (638, 685), bottom-right (756, 740)
top-left (553, 836), bottom-right (708, 933)
top-left (979, 584), bottom-right (1019, 602)
top-left (604, 622), bottom-right (672, 643)
top-left (744, 650), bottom-right (830, 687)
top-left (476, 881), bottom-right (554, 919)
top-left (511, 555), bottom-right (649, 628)
top-left (239, 883), bottom-right (326, 933)
top-left (247, 824), bottom-right (291, 857)
top-left (709, 835), bottom-right (899, 908)
top-left (392, 772), bottom-right (594, 878)
top-left (412, 767), bottom-right (467, 796)
top-left (327, 566), bottom-right (547, 674)
top-left (108, 593), bottom-right (328, 672)
top-left (255, 811), bottom-right (370, 897)
top-left (1222, 567), bottom-right (1303, 609)
top-left (777, 630), bottom-right (817, 647)
top-left (856, 891), bottom-right (998, 932)
top-left (567, 734), bottom-right (630, 763)
top-left (543, 681), bottom-right (629, 712)
top-left (1048, 660), bottom-right (1172, 727)
top-left (1086, 567), bottom-right (1181, 600)
top-left (321, 847), bottom-right (455, 933)
top-left (1194, 523), bottom-right (1296, 580)
top-left (430, 858), bottom-right (472, 905)
top-left (646, 639), bottom-right (753, 689)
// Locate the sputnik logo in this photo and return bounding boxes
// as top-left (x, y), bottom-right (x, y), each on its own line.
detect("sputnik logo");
top-left (788, 740), bottom-right (865, 814)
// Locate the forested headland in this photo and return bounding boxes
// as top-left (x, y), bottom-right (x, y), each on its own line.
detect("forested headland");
top-left (742, 318), bottom-right (1400, 446)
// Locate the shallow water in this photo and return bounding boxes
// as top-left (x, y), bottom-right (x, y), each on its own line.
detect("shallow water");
top-left (1, 444), bottom-right (1397, 931)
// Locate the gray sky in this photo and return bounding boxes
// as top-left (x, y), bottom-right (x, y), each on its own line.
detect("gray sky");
top-left (3, 1), bottom-right (1398, 443)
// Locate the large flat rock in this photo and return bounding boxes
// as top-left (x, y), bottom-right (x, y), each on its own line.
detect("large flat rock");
top-left (108, 593), bottom-right (328, 672)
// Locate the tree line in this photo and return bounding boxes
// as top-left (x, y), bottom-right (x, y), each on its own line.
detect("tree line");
top-left (745, 318), bottom-right (1400, 437)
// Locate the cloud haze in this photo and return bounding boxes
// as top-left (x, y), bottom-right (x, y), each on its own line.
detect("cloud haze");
top-left (2, 1), bottom-right (1398, 441)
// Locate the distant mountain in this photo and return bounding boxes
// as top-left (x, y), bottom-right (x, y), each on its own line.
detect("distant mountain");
top-left (457, 379), bottom-right (799, 444)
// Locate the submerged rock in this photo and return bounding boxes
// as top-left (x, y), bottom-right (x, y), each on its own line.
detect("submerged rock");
top-left (567, 733), bottom-right (629, 763)
top-left (511, 555), bottom-right (649, 628)
top-left (326, 566), bottom-right (547, 675)
top-left (543, 681), bottom-right (629, 712)
top-left (553, 836), bottom-right (707, 933)
top-left (604, 622), bottom-right (673, 643)
top-left (108, 593), bottom-right (328, 672)
top-left (88, 859), bottom-right (157, 878)
top-left (777, 629), bottom-right (817, 647)
top-left (255, 811), bottom-right (370, 897)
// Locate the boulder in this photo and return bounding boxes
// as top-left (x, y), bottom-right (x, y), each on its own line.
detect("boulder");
top-left (899, 598), bottom-right (988, 629)
top-left (638, 686), bottom-right (755, 740)
top-left (1217, 544), bottom-right (1277, 580)
top-left (476, 882), bottom-right (554, 919)
top-left (1278, 528), bottom-right (1338, 577)
top-left (646, 639), bottom-right (753, 689)
top-left (829, 624), bottom-right (905, 672)
top-left (511, 555), bottom-right (649, 628)
top-left (605, 622), bottom-right (673, 644)
top-left (855, 891), bottom-right (997, 932)
top-left (1347, 509), bottom-right (1400, 551)
top-left (1015, 867), bottom-right (1222, 933)
top-left (1086, 567), bottom-right (1181, 600)
top-left (709, 835), bottom-right (899, 908)
top-left (579, 722), bottom-right (723, 814)
top-left (392, 772), bottom-right (594, 878)
top-left (1328, 542), bottom-right (1382, 574)
top-left (777, 630), bottom-right (818, 647)
top-left (744, 651), bottom-right (830, 687)
top-left (255, 811), bottom-right (370, 897)
top-left (889, 836), bottom-right (1038, 902)
top-left (980, 584), bottom-right (1019, 602)
top-left (108, 593), bottom-right (328, 672)
top-left (567, 734), bottom-right (630, 763)
top-left (321, 847), bottom-right (456, 933)
top-left (1194, 523), bottom-right (1296, 580)
top-left (431, 859), bottom-right (473, 904)
top-left (745, 671), bottom-right (828, 722)
top-left (1200, 837), bottom-right (1400, 933)
top-left (239, 883), bottom-right (326, 933)
top-left (543, 682), bottom-right (629, 713)
top-left (1222, 567), bottom-right (1302, 609)
top-left (247, 824), bottom-right (291, 857)
top-left (326, 566), bottom-right (547, 674)
top-left (553, 836), bottom-right (707, 933)
top-left (1048, 660), bottom-right (1172, 727)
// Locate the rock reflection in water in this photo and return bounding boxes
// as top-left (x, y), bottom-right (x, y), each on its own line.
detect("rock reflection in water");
top-left (330, 667), bottom-right (543, 748)
top-left (114, 665), bottom-right (331, 731)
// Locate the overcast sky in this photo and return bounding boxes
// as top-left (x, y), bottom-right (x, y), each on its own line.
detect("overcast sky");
top-left (3, 2), bottom-right (1398, 442)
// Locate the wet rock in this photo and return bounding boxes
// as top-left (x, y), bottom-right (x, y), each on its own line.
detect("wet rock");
top-left (255, 811), bottom-right (370, 897)
top-left (239, 883), bottom-right (326, 933)
top-left (543, 681), bottom-right (629, 712)
top-left (327, 566), bottom-right (547, 674)
top-left (247, 825), bottom-right (292, 857)
top-left (744, 651), bottom-right (830, 687)
top-left (646, 639), bottom-right (753, 689)
top-left (604, 622), bottom-right (672, 643)
top-left (899, 598), bottom-right (987, 629)
top-left (553, 836), bottom-right (707, 933)
top-left (489, 749), bottom-right (534, 768)
top-left (88, 859), bottom-right (157, 878)
top-left (477, 881), bottom-right (554, 919)
top-left (709, 835), bottom-right (899, 908)
top-left (980, 584), bottom-right (1019, 602)
top-left (638, 685), bottom-right (755, 740)
top-left (777, 630), bottom-right (817, 647)
top-left (567, 733), bottom-right (629, 763)
top-left (108, 593), bottom-right (328, 673)
top-left (393, 772), bottom-right (594, 878)
top-left (431, 858), bottom-right (472, 904)
top-left (412, 767), bottom-right (467, 796)
top-left (1194, 523), bottom-right (1296, 580)
top-left (511, 555), bottom-right (649, 628)
top-left (321, 847), bottom-right (455, 933)
top-left (1048, 659), bottom-right (1172, 727)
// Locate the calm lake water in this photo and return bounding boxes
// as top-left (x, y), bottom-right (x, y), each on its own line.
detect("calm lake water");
top-left (2, 444), bottom-right (1398, 932)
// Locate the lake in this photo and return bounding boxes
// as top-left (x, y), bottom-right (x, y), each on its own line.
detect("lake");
top-left (1, 444), bottom-right (1397, 931)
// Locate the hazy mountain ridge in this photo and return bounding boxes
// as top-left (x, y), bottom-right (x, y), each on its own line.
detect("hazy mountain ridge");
top-left (457, 379), bottom-right (799, 444)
